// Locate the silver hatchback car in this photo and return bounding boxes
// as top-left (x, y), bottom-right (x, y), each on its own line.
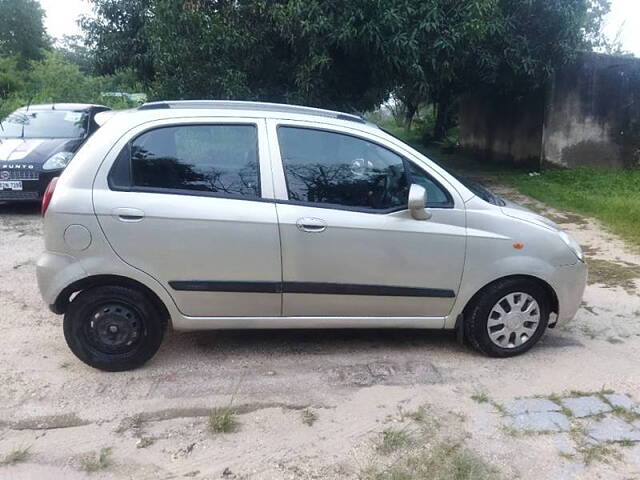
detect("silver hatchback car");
top-left (36, 101), bottom-right (587, 371)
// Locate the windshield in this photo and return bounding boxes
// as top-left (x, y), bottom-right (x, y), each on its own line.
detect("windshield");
top-left (0, 110), bottom-right (89, 139)
top-left (449, 172), bottom-right (506, 206)
top-left (377, 126), bottom-right (506, 206)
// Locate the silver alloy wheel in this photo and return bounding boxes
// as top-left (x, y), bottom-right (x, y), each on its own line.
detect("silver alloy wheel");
top-left (486, 292), bottom-right (541, 349)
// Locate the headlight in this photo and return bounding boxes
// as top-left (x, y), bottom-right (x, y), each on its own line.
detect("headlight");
top-left (558, 230), bottom-right (584, 262)
top-left (42, 151), bottom-right (74, 171)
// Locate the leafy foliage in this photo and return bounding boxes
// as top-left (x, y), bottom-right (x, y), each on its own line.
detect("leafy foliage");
top-left (0, 52), bottom-right (142, 118)
top-left (81, 0), bottom-right (610, 141)
top-left (381, 0), bottom-right (612, 138)
top-left (56, 35), bottom-right (95, 74)
top-left (0, 0), bottom-right (49, 62)
top-left (0, 0), bottom-right (612, 144)
top-left (81, 0), bottom-right (155, 82)
top-left (143, 0), bottom-right (391, 110)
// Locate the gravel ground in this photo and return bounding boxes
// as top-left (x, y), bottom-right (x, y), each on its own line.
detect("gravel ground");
top-left (1, 184), bottom-right (640, 480)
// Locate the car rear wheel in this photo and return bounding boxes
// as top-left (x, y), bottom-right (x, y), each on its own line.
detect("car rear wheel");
top-left (64, 285), bottom-right (166, 371)
top-left (464, 278), bottom-right (550, 357)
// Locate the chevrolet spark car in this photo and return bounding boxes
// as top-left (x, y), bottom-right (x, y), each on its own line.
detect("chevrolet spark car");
top-left (36, 101), bottom-right (587, 371)
top-left (0, 103), bottom-right (110, 202)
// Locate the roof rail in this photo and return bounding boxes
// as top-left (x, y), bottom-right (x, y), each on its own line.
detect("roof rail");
top-left (138, 100), bottom-right (366, 124)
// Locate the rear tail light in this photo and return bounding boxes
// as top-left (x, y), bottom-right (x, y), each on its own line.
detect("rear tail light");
top-left (41, 177), bottom-right (59, 217)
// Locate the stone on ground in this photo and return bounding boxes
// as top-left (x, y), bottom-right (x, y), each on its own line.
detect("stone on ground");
top-left (506, 398), bottom-right (562, 415)
top-left (587, 417), bottom-right (640, 443)
top-left (561, 396), bottom-right (612, 418)
top-left (603, 393), bottom-right (637, 411)
top-left (505, 412), bottom-right (570, 433)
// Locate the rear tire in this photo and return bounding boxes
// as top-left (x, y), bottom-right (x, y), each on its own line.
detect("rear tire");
top-left (64, 285), bottom-right (166, 371)
top-left (464, 278), bottom-right (550, 357)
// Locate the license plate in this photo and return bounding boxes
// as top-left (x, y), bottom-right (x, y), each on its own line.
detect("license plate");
top-left (0, 181), bottom-right (23, 191)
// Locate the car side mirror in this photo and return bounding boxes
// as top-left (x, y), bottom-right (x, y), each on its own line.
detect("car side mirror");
top-left (408, 184), bottom-right (431, 220)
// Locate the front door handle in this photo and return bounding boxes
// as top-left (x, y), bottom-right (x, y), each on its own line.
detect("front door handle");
top-left (112, 207), bottom-right (145, 222)
top-left (296, 217), bottom-right (327, 233)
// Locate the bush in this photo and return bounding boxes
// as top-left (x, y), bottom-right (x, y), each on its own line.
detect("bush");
top-left (0, 52), bottom-right (145, 118)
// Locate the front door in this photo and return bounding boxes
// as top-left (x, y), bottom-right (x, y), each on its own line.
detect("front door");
top-left (268, 122), bottom-right (466, 320)
top-left (93, 119), bottom-right (282, 317)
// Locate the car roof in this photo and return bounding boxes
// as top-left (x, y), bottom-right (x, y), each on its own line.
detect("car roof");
top-left (14, 103), bottom-right (110, 112)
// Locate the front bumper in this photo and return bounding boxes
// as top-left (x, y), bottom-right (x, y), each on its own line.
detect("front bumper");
top-left (0, 169), bottom-right (61, 202)
top-left (549, 260), bottom-right (588, 327)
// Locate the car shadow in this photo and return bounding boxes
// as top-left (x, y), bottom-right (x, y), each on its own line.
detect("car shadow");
top-left (161, 328), bottom-right (471, 359)
top-left (158, 326), bottom-right (583, 363)
top-left (0, 201), bottom-right (40, 216)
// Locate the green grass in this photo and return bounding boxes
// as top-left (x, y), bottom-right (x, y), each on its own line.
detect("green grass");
top-left (507, 168), bottom-right (640, 249)
top-left (366, 441), bottom-right (499, 480)
top-left (0, 447), bottom-right (31, 466)
top-left (380, 119), bottom-right (640, 249)
top-left (80, 447), bottom-right (112, 472)
top-left (208, 407), bottom-right (239, 434)
top-left (471, 393), bottom-right (490, 404)
top-left (301, 408), bottom-right (318, 426)
top-left (377, 427), bottom-right (415, 455)
top-left (404, 406), bottom-right (427, 423)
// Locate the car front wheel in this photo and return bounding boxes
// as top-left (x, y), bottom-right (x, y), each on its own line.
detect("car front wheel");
top-left (63, 285), bottom-right (166, 371)
top-left (464, 278), bottom-right (550, 357)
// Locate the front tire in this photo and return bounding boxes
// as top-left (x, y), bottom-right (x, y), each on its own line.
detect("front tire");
top-left (464, 278), bottom-right (550, 357)
top-left (63, 285), bottom-right (166, 371)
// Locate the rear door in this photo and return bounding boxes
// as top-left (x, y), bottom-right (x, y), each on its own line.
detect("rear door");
top-left (93, 118), bottom-right (282, 317)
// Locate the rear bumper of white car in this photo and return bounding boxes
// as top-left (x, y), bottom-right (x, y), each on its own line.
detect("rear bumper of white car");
top-left (549, 260), bottom-right (588, 327)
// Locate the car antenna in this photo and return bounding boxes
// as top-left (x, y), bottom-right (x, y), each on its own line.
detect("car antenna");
top-left (21, 96), bottom-right (34, 139)
top-left (0, 100), bottom-right (4, 144)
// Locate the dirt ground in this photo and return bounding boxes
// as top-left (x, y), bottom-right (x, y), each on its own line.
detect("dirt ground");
top-left (1, 182), bottom-right (640, 480)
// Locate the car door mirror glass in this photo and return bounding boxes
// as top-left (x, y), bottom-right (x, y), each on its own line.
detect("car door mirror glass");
top-left (408, 184), bottom-right (431, 220)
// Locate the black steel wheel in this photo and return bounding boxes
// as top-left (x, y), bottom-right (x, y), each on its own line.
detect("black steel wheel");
top-left (64, 285), bottom-right (166, 371)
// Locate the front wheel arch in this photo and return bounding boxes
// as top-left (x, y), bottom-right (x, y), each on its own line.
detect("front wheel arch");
top-left (461, 275), bottom-right (557, 357)
top-left (459, 274), bottom-right (559, 334)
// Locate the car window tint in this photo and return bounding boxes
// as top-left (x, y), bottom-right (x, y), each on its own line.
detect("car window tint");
top-left (131, 125), bottom-right (260, 197)
top-left (277, 127), bottom-right (409, 210)
top-left (407, 161), bottom-right (451, 207)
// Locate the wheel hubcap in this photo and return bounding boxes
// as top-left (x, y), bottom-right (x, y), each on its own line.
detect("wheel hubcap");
top-left (487, 292), bottom-right (540, 349)
top-left (86, 303), bottom-right (143, 354)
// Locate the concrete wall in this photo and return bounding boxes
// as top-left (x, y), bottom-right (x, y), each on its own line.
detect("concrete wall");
top-left (542, 53), bottom-right (640, 168)
top-left (459, 92), bottom-right (544, 168)
top-left (459, 52), bottom-right (640, 169)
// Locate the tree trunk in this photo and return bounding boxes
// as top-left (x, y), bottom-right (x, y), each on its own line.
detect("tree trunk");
top-left (403, 102), bottom-right (418, 134)
top-left (433, 100), bottom-right (450, 141)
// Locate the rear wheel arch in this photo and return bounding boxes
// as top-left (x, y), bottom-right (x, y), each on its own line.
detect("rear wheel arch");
top-left (53, 274), bottom-right (170, 325)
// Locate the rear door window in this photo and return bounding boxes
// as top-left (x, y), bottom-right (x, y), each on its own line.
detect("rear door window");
top-left (111, 124), bottom-right (261, 198)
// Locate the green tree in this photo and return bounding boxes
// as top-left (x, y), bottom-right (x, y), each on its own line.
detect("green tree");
top-left (0, 0), bottom-right (49, 62)
top-left (81, 0), bottom-right (610, 131)
top-left (380, 0), bottom-right (611, 140)
top-left (141, 0), bottom-right (390, 110)
top-left (0, 56), bottom-right (25, 99)
top-left (56, 35), bottom-right (94, 73)
top-left (81, 0), bottom-right (154, 82)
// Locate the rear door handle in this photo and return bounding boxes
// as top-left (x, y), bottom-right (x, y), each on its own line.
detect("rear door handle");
top-left (296, 217), bottom-right (327, 233)
top-left (112, 207), bottom-right (145, 222)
